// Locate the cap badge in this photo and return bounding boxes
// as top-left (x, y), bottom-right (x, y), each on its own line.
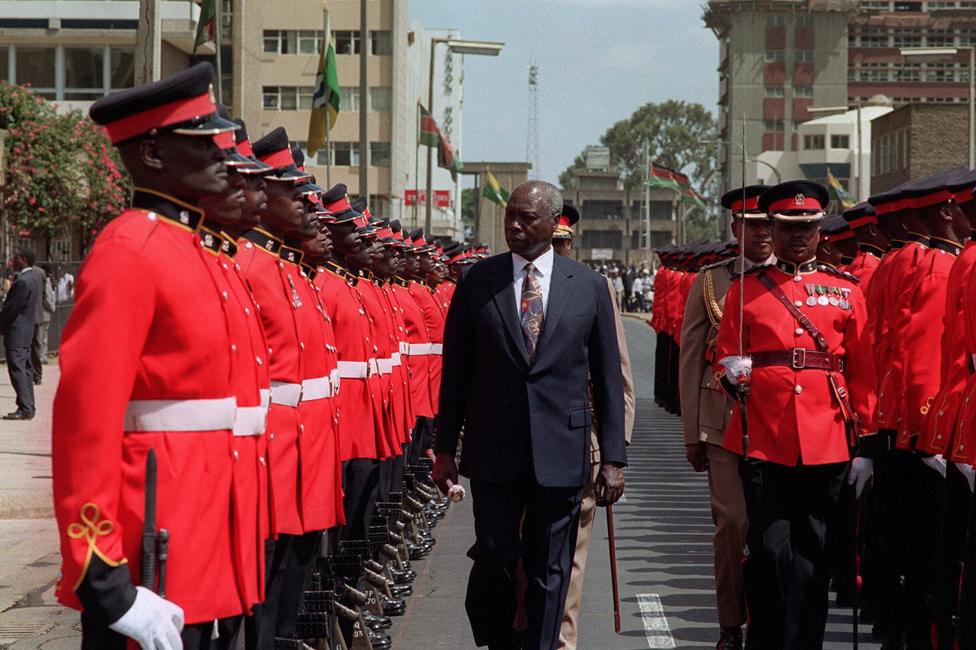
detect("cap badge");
top-left (179, 210), bottom-right (190, 225)
top-left (794, 194), bottom-right (805, 206)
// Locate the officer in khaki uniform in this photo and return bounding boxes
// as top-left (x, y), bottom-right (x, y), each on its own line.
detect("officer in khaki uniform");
top-left (550, 203), bottom-right (636, 650)
top-left (679, 185), bottom-right (772, 650)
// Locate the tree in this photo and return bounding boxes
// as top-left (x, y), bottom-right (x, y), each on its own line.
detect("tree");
top-left (0, 82), bottom-right (129, 255)
top-left (460, 187), bottom-right (476, 226)
top-left (560, 100), bottom-right (721, 240)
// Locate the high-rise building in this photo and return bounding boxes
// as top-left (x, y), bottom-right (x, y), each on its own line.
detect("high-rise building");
top-left (0, 0), bottom-right (465, 237)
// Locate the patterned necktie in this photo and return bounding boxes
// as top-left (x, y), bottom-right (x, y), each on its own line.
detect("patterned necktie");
top-left (520, 262), bottom-right (544, 360)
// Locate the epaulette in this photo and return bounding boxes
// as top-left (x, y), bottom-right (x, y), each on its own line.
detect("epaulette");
top-left (730, 263), bottom-right (770, 281)
top-left (817, 263), bottom-right (860, 284)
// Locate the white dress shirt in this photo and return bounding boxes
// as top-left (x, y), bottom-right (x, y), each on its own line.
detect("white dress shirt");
top-left (512, 246), bottom-right (555, 319)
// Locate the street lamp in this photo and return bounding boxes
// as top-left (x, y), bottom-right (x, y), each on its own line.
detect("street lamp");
top-left (425, 38), bottom-right (504, 235)
top-left (900, 46), bottom-right (974, 168)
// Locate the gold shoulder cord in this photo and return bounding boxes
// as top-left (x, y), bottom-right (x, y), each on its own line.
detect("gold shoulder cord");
top-left (703, 268), bottom-right (723, 327)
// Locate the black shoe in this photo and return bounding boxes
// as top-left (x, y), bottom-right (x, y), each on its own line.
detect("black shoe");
top-left (368, 629), bottom-right (392, 649)
top-left (390, 568), bottom-right (416, 584)
top-left (3, 411), bottom-right (33, 420)
top-left (362, 611), bottom-right (392, 631)
top-left (379, 593), bottom-right (406, 616)
top-left (390, 582), bottom-right (413, 598)
top-left (717, 626), bottom-right (742, 650)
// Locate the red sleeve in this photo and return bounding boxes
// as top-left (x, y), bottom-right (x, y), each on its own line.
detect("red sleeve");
top-left (843, 285), bottom-right (878, 433)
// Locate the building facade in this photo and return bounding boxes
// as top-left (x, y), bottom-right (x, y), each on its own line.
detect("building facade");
top-left (869, 102), bottom-right (968, 192)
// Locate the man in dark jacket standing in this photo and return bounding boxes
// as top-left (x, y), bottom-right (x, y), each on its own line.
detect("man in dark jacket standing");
top-left (0, 247), bottom-right (40, 419)
top-left (434, 180), bottom-right (627, 650)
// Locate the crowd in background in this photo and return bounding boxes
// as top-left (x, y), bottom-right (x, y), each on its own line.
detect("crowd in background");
top-left (588, 262), bottom-right (656, 313)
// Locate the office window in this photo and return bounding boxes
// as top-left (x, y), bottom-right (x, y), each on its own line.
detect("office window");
top-left (794, 85), bottom-right (813, 97)
top-left (804, 134), bottom-right (825, 150)
top-left (110, 47), bottom-right (134, 88)
top-left (333, 142), bottom-right (360, 166)
top-left (369, 87), bottom-right (392, 112)
top-left (370, 142), bottom-right (391, 167)
top-left (298, 30), bottom-right (322, 55)
top-left (0, 47), bottom-right (8, 82)
top-left (766, 15), bottom-right (786, 27)
top-left (893, 33), bottom-right (922, 49)
top-left (63, 47), bottom-right (104, 100)
top-left (263, 30), bottom-right (280, 53)
top-left (368, 195), bottom-right (389, 216)
top-left (796, 15), bottom-right (812, 27)
top-left (263, 86), bottom-right (279, 110)
top-left (339, 87), bottom-right (360, 112)
top-left (766, 49), bottom-right (785, 62)
top-left (795, 50), bottom-right (813, 62)
top-left (765, 85), bottom-right (785, 97)
top-left (830, 134), bottom-right (850, 149)
top-left (370, 31), bottom-right (392, 56)
top-left (860, 33), bottom-right (890, 48)
top-left (16, 46), bottom-right (56, 96)
top-left (927, 32), bottom-right (953, 47)
top-left (298, 86), bottom-right (314, 110)
top-left (581, 229), bottom-right (622, 249)
top-left (334, 31), bottom-right (361, 55)
top-left (764, 119), bottom-right (784, 132)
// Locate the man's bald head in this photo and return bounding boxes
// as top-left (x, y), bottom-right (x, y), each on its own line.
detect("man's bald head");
top-left (504, 180), bottom-right (563, 260)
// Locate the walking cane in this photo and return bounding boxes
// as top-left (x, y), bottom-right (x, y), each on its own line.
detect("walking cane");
top-left (607, 504), bottom-right (622, 633)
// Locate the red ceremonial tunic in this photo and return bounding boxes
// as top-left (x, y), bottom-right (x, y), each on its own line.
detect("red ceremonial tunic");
top-left (316, 263), bottom-right (380, 461)
top-left (199, 227), bottom-right (272, 611)
top-left (53, 192), bottom-right (263, 624)
top-left (948, 242), bottom-right (976, 464)
top-left (889, 240), bottom-right (959, 449)
top-left (715, 261), bottom-right (877, 466)
top-left (410, 281), bottom-right (446, 415)
top-left (844, 249), bottom-right (882, 293)
top-left (380, 281), bottom-right (415, 444)
top-left (397, 280), bottom-right (432, 419)
top-left (236, 229), bottom-right (305, 536)
top-left (277, 248), bottom-right (342, 531)
top-left (922, 240), bottom-right (976, 454)
top-left (356, 272), bottom-right (400, 458)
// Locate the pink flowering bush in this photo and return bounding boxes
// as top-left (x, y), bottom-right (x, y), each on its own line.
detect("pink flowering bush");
top-left (0, 82), bottom-right (130, 253)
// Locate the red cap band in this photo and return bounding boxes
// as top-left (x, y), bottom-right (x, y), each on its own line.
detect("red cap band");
top-left (237, 139), bottom-right (254, 157)
top-left (875, 198), bottom-right (911, 216)
top-left (557, 215), bottom-right (571, 228)
top-left (768, 194), bottom-right (824, 214)
top-left (104, 92), bottom-right (216, 144)
top-left (414, 235), bottom-right (428, 247)
top-left (909, 189), bottom-right (954, 209)
top-left (375, 227), bottom-right (393, 239)
top-left (393, 230), bottom-right (405, 241)
top-left (956, 187), bottom-right (976, 204)
top-left (353, 215), bottom-right (369, 228)
top-left (325, 196), bottom-right (352, 213)
top-left (730, 197), bottom-right (759, 213)
top-left (828, 230), bottom-right (856, 242)
top-left (259, 147), bottom-right (295, 169)
top-left (214, 131), bottom-right (236, 150)
top-left (847, 215), bottom-right (878, 229)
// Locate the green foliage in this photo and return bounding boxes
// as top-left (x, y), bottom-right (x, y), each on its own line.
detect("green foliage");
top-left (460, 187), bottom-right (476, 226)
top-left (560, 99), bottom-right (721, 243)
top-left (0, 82), bottom-right (130, 250)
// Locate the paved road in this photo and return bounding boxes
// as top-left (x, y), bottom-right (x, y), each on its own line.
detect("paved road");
top-left (0, 318), bottom-right (879, 648)
top-left (396, 317), bottom-right (880, 649)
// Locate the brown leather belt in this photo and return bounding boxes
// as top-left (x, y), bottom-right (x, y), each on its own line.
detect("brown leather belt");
top-left (751, 349), bottom-right (843, 372)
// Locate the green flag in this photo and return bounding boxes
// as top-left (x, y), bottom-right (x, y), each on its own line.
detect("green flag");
top-left (308, 29), bottom-right (341, 156)
top-left (483, 169), bottom-right (509, 207)
top-left (193, 0), bottom-right (217, 54)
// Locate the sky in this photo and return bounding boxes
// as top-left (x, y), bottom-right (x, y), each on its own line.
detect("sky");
top-left (408, 0), bottom-right (719, 186)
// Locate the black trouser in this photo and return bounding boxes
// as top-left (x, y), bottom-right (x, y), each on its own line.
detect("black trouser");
top-left (876, 445), bottom-right (915, 641)
top-left (4, 342), bottom-right (33, 415)
top-left (935, 461), bottom-right (971, 650)
top-left (741, 459), bottom-right (847, 650)
top-left (340, 458), bottom-right (380, 541)
top-left (82, 610), bottom-right (242, 649)
top-left (245, 531), bottom-right (320, 647)
top-left (466, 472), bottom-right (582, 650)
top-left (957, 479), bottom-right (976, 648)
top-left (30, 323), bottom-right (45, 382)
top-left (377, 454), bottom-right (405, 502)
top-left (826, 480), bottom-right (858, 602)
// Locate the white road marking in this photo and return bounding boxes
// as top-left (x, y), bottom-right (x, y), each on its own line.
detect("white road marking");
top-left (636, 593), bottom-right (676, 649)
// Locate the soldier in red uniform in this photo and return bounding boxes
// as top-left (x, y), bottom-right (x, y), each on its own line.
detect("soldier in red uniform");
top-left (53, 63), bottom-right (263, 649)
top-left (715, 180), bottom-right (877, 649)
top-left (235, 127), bottom-right (321, 647)
top-left (841, 201), bottom-right (885, 289)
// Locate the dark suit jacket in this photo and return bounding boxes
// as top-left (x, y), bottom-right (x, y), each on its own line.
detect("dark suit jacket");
top-left (0, 268), bottom-right (40, 348)
top-left (435, 251), bottom-right (627, 488)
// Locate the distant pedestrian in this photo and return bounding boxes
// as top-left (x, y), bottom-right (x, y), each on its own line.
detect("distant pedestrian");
top-left (30, 262), bottom-right (55, 384)
top-left (56, 265), bottom-right (74, 304)
top-left (0, 246), bottom-right (40, 419)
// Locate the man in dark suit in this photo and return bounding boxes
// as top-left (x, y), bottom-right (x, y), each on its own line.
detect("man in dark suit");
top-left (0, 246), bottom-right (40, 419)
top-left (433, 180), bottom-right (627, 650)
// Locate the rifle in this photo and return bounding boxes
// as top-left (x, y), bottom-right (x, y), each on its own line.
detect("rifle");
top-left (606, 504), bottom-right (621, 634)
top-left (140, 449), bottom-right (170, 595)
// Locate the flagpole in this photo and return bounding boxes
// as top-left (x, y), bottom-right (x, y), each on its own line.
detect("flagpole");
top-left (323, 8), bottom-right (331, 187)
top-left (214, 0), bottom-right (223, 103)
top-left (414, 102), bottom-right (421, 228)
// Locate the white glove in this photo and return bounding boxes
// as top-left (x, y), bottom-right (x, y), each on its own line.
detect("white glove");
top-left (847, 457), bottom-right (873, 498)
top-left (719, 355), bottom-right (752, 384)
top-left (922, 454), bottom-right (947, 478)
top-left (957, 463), bottom-right (976, 493)
top-left (109, 586), bottom-right (184, 650)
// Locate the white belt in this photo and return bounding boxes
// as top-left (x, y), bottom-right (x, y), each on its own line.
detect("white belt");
top-left (302, 376), bottom-right (332, 401)
top-left (338, 361), bottom-right (368, 379)
top-left (391, 352), bottom-right (402, 367)
top-left (408, 343), bottom-right (431, 355)
top-left (378, 358), bottom-right (393, 374)
top-left (399, 341), bottom-right (410, 355)
top-left (233, 388), bottom-right (271, 437)
top-left (270, 381), bottom-right (302, 407)
top-left (124, 397), bottom-right (237, 432)
top-left (330, 368), bottom-right (340, 394)
top-left (367, 359), bottom-right (380, 376)
top-left (430, 343), bottom-right (443, 355)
